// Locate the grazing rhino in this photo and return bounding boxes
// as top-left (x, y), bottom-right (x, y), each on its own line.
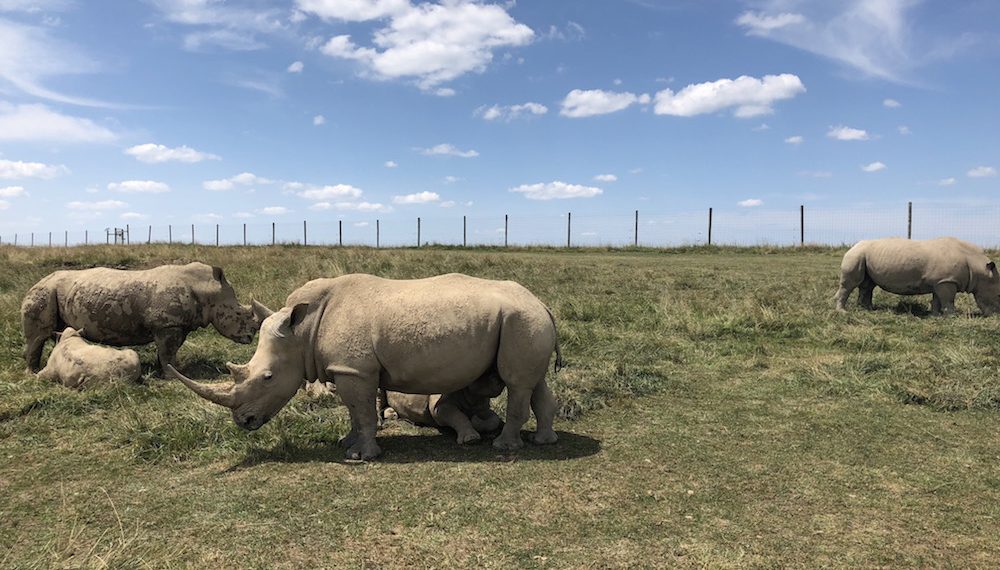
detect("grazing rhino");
top-left (836, 237), bottom-right (1000, 315)
top-left (169, 273), bottom-right (564, 460)
top-left (379, 370), bottom-right (506, 444)
top-left (38, 327), bottom-right (141, 389)
top-left (22, 262), bottom-right (262, 373)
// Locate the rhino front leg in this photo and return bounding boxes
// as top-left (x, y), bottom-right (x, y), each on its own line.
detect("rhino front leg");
top-left (23, 334), bottom-right (49, 374)
top-left (154, 328), bottom-right (187, 375)
top-left (933, 283), bottom-right (958, 316)
top-left (335, 377), bottom-right (382, 460)
top-left (430, 395), bottom-right (482, 445)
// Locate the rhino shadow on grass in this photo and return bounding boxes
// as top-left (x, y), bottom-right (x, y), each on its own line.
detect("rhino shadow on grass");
top-left (224, 430), bottom-right (601, 471)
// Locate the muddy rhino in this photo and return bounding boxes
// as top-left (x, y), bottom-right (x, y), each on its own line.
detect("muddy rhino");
top-left (170, 273), bottom-right (564, 460)
top-left (22, 262), bottom-right (261, 373)
top-left (38, 327), bottom-right (141, 389)
top-left (836, 237), bottom-right (1000, 315)
top-left (379, 370), bottom-right (506, 444)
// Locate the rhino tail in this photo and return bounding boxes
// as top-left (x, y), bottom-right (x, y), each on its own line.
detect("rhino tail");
top-left (545, 306), bottom-right (566, 373)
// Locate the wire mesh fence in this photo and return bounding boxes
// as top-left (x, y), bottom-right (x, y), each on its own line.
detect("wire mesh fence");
top-left (3, 202), bottom-right (999, 249)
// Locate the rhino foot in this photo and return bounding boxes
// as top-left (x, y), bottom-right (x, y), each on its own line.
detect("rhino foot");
top-left (533, 429), bottom-right (558, 445)
top-left (492, 435), bottom-right (524, 451)
top-left (345, 440), bottom-right (382, 461)
top-left (339, 430), bottom-right (360, 449)
top-left (456, 430), bottom-right (482, 445)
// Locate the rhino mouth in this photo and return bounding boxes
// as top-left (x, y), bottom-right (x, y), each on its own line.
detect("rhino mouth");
top-left (235, 413), bottom-right (270, 431)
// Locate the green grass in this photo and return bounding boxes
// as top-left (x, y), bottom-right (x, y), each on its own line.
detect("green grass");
top-left (2, 244), bottom-right (1000, 567)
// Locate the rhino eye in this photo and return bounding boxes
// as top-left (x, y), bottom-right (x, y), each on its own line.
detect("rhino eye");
top-left (263, 371), bottom-right (273, 380)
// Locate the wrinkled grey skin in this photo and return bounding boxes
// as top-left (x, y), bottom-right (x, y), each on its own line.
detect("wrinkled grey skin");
top-left (22, 262), bottom-right (261, 373)
top-left (38, 327), bottom-right (141, 389)
top-left (171, 273), bottom-right (563, 461)
top-left (380, 370), bottom-right (506, 445)
top-left (836, 237), bottom-right (1000, 316)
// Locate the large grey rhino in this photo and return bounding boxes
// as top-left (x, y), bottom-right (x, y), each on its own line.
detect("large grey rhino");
top-left (169, 273), bottom-right (564, 460)
top-left (22, 262), bottom-right (261, 373)
top-left (835, 237), bottom-right (1000, 315)
top-left (38, 327), bottom-right (141, 389)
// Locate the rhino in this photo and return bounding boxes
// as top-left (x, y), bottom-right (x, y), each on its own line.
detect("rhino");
top-left (379, 370), bottom-right (506, 444)
top-left (38, 327), bottom-right (141, 389)
top-left (22, 262), bottom-right (262, 373)
top-left (169, 273), bottom-right (563, 460)
top-left (836, 237), bottom-right (1000, 315)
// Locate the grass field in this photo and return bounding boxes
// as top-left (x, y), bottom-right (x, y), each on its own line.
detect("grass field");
top-left (2, 244), bottom-right (1000, 568)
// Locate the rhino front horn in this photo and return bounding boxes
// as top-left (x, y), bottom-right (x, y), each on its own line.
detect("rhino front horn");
top-left (166, 364), bottom-right (237, 408)
top-left (251, 298), bottom-right (274, 321)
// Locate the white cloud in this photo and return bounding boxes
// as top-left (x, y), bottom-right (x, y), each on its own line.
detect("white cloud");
top-left (0, 18), bottom-right (122, 108)
top-left (785, 135), bottom-right (804, 145)
top-left (203, 172), bottom-right (273, 191)
top-left (0, 0), bottom-right (72, 12)
top-left (738, 198), bottom-right (763, 207)
top-left (124, 143), bottom-right (220, 164)
top-left (898, 125), bottom-right (911, 135)
top-left (0, 158), bottom-right (67, 179)
top-left (149, 0), bottom-right (287, 53)
top-left (0, 102), bottom-right (116, 142)
top-left (233, 211), bottom-right (255, 218)
top-left (287, 60), bottom-right (304, 73)
top-left (107, 180), bottom-right (170, 194)
top-left (968, 166), bottom-right (997, 178)
top-left (354, 221), bottom-right (369, 227)
top-left (883, 98), bottom-right (901, 108)
top-left (313, 114), bottom-right (326, 126)
top-left (120, 212), bottom-right (149, 220)
top-left (393, 191), bottom-right (440, 204)
top-left (938, 177), bottom-right (956, 186)
top-left (258, 206), bottom-right (290, 215)
top-left (66, 199), bottom-right (127, 210)
top-left (311, 201), bottom-right (389, 212)
top-left (183, 29), bottom-right (266, 51)
top-left (296, 184), bottom-right (363, 200)
top-left (311, 0), bottom-right (533, 92)
top-left (439, 200), bottom-right (456, 208)
top-left (827, 125), bottom-right (870, 141)
top-left (862, 161), bottom-right (887, 172)
top-left (752, 123), bottom-right (770, 131)
top-left (194, 213), bottom-right (224, 223)
top-left (734, 3), bottom-right (936, 83)
top-left (0, 185), bottom-right (25, 197)
top-left (420, 143), bottom-right (478, 158)
top-left (594, 174), bottom-right (617, 182)
top-left (476, 101), bottom-right (548, 121)
top-left (443, 175), bottom-right (460, 184)
top-left (653, 74), bottom-right (805, 118)
top-left (560, 89), bottom-right (650, 118)
top-left (384, 160), bottom-right (398, 168)
top-left (509, 181), bottom-right (603, 200)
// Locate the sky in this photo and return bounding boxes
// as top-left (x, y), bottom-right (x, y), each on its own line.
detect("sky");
top-left (0, 0), bottom-right (998, 246)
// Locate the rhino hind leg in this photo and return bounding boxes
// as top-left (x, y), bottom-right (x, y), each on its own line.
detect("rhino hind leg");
top-left (493, 385), bottom-right (531, 451)
top-left (430, 397), bottom-right (482, 445)
top-left (857, 278), bottom-right (876, 310)
top-left (530, 379), bottom-right (558, 445)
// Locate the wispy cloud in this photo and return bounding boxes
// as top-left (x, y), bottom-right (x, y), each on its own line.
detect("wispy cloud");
top-left (827, 125), bottom-right (870, 141)
top-left (0, 102), bottom-right (116, 142)
top-left (393, 191), bottom-right (440, 204)
top-left (419, 143), bottom-right (479, 158)
top-left (510, 181), bottom-right (603, 200)
top-left (125, 143), bottom-right (220, 163)
top-left (0, 158), bottom-right (68, 179)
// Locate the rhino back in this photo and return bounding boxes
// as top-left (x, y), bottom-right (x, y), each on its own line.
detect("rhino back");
top-left (53, 266), bottom-right (206, 346)
top-left (861, 238), bottom-right (978, 294)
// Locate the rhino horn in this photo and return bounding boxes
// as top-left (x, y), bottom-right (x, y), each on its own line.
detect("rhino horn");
top-left (251, 298), bottom-right (274, 322)
top-left (167, 364), bottom-right (237, 408)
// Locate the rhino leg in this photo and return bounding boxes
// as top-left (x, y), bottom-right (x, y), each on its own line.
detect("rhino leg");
top-left (857, 279), bottom-right (875, 310)
top-left (470, 410), bottom-right (502, 434)
top-left (154, 328), bottom-right (187, 374)
top-left (335, 376), bottom-right (382, 460)
top-left (530, 379), bottom-right (558, 445)
top-left (430, 395), bottom-right (481, 445)
top-left (24, 334), bottom-right (49, 374)
top-left (932, 283), bottom-right (958, 316)
top-left (493, 385), bottom-right (531, 451)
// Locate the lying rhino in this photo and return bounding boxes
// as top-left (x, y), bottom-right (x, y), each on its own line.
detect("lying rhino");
top-left (379, 370), bottom-right (506, 444)
top-left (836, 237), bottom-right (1000, 315)
top-left (22, 262), bottom-right (262, 373)
top-left (38, 327), bottom-right (141, 389)
top-left (170, 273), bottom-right (563, 460)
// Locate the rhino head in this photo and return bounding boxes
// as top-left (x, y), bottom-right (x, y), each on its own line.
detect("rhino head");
top-left (200, 266), bottom-right (265, 344)
top-left (976, 261), bottom-right (1000, 316)
top-left (169, 302), bottom-right (309, 430)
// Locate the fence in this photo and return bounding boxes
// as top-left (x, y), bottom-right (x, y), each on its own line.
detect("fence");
top-left (2, 202), bottom-right (999, 249)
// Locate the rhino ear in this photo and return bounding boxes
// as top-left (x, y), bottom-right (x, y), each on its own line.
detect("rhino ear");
top-left (276, 303), bottom-right (309, 337)
top-left (989, 261), bottom-right (997, 275)
top-left (212, 266), bottom-right (226, 283)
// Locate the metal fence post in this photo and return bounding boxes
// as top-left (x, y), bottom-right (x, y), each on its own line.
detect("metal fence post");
top-left (634, 210), bottom-right (639, 247)
top-left (708, 207), bottom-right (713, 246)
top-left (31, 232), bottom-right (34, 247)
top-left (566, 212), bottom-right (571, 248)
top-left (48, 232), bottom-right (51, 247)
top-left (64, 230), bottom-right (68, 247)
top-left (272, 222), bottom-right (276, 245)
top-left (191, 224), bottom-right (195, 245)
top-left (243, 223), bottom-right (246, 246)
top-left (147, 225), bottom-right (152, 244)
top-left (168, 225), bottom-right (172, 244)
top-left (303, 220), bottom-right (307, 246)
top-left (126, 224), bottom-right (130, 245)
top-left (338, 220), bottom-right (343, 246)
top-left (417, 217), bottom-right (421, 247)
top-left (216, 224), bottom-right (220, 247)
top-left (84, 230), bottom-right (87, 245)
top-left (377, 219), bottom-right (381, 248)
top-left (504, 214), bottom-right (508, 247)
top-left (907, 201), bottom-right (912, 239)
top-left (800, 205), bottom-right (804, 246)
top-left (463, 215), bottom-right (467, 247)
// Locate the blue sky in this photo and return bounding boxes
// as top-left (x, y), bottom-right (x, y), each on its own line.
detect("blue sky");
top-left (0, 0), bottom-right (998, 245)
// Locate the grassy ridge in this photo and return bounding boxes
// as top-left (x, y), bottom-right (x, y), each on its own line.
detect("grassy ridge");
top-left (2, 244), bottom-right (1000, 567)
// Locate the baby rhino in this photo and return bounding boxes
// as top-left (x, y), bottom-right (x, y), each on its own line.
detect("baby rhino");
top-left (38, 327), bottom-right (141, 389)
top-left (380, 372), bottom-right (505, 445)
top-left (836, 237), bottom-right (1000, 315)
